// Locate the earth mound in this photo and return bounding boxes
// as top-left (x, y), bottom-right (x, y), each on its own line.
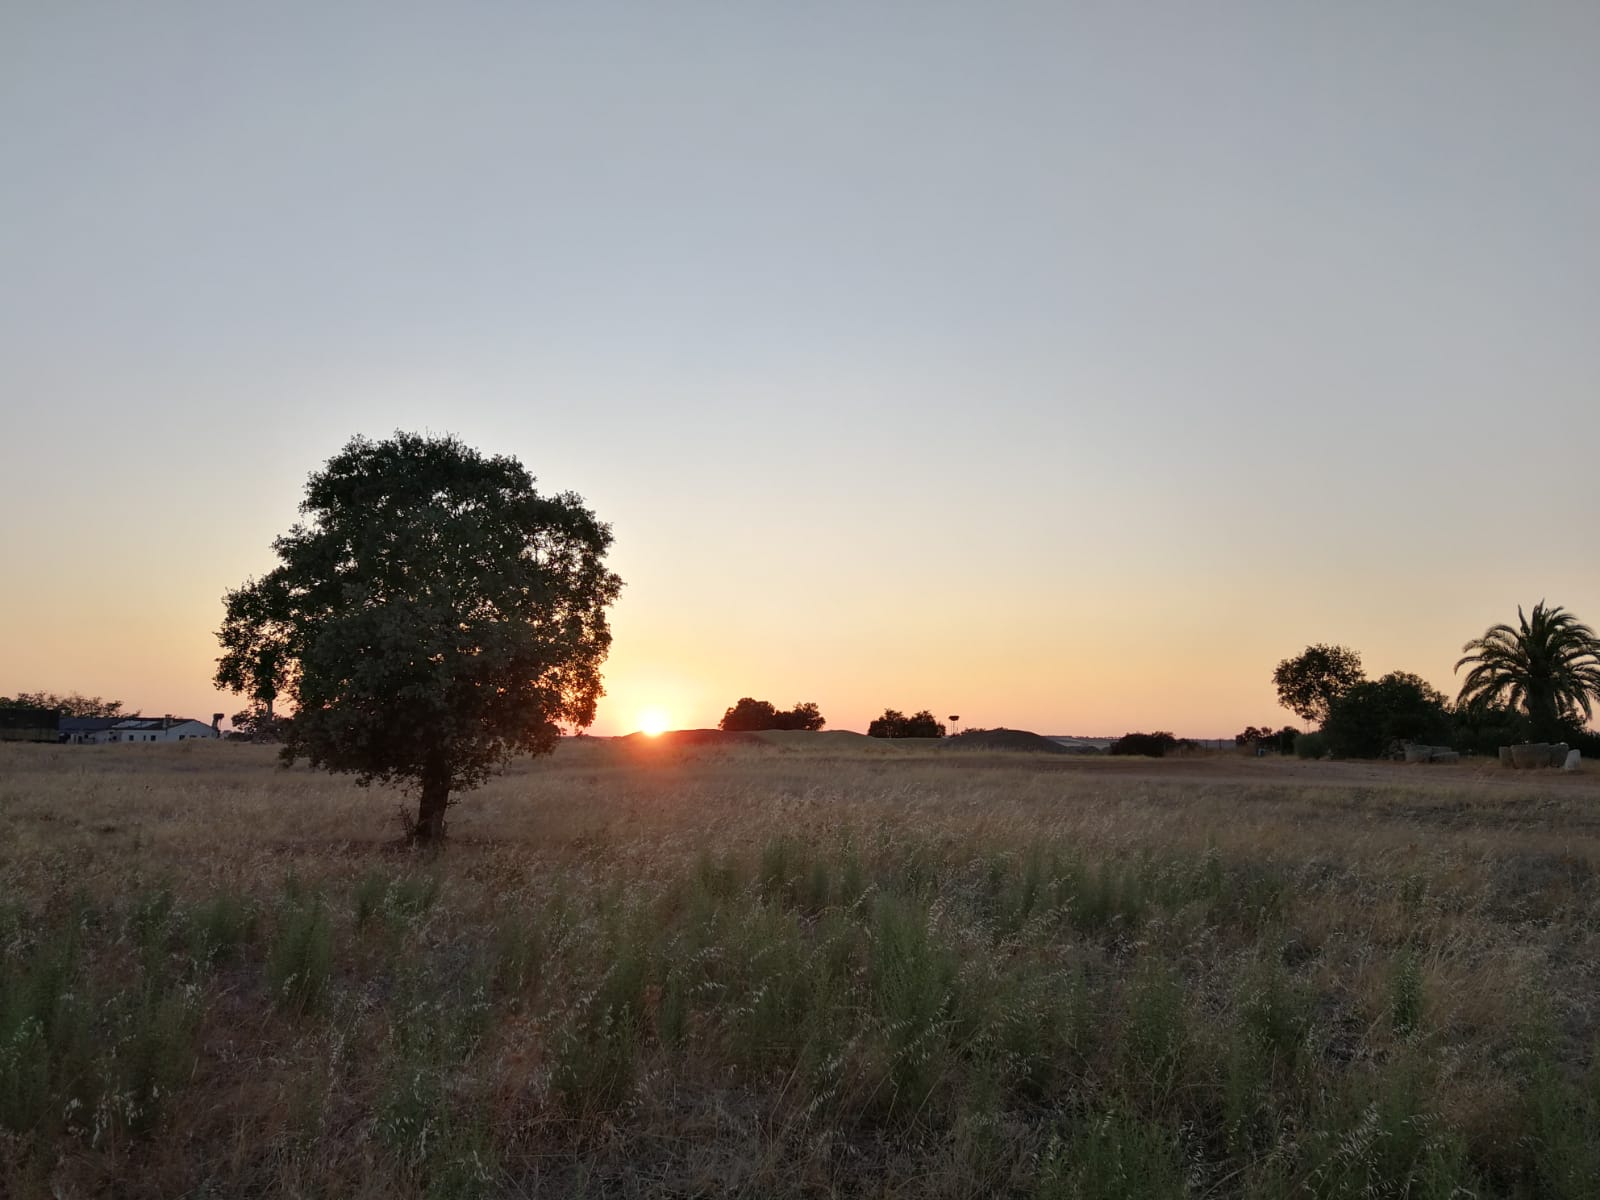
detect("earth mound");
top-left (620, 728), bottom-right (764, 748)
top-left (942, 728), bottom-right (1076, 754)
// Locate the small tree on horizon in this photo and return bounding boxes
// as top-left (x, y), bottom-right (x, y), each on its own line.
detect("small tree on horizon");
top-left (867, 709), bottom-right (946, 738)
top-left (214, 432), bottom-right (622, 844)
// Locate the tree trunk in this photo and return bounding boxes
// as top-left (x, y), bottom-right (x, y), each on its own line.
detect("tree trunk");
top-left (414, 772), bottom-right (449, 845)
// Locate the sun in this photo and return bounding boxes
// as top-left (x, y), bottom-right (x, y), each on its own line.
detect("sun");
top-left (636, 708), bottom-right (671, 737)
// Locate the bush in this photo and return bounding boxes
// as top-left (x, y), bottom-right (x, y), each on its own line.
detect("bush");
top-left (1109, 732), bottom-right (1194, 757)
top-left (1294, 731), bottom-right (1329, 759)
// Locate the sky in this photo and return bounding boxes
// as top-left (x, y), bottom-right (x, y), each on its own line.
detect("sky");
top-left (2, 2), bottom-right (1597, 737)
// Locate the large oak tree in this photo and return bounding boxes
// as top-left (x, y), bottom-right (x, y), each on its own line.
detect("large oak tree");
top-left (215, 433), bottom-right (622, 842)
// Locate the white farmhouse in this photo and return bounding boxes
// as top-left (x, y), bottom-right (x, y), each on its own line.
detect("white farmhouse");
top-left (61, 715), bottom-right (222, 744)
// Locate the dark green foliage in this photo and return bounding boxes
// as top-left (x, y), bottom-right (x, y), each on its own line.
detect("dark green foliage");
top-left (1389, 949), bottom-right (1424, 1036)
top-left (1294, 730), bottom-right (1329, 759)
top-left (214, 432), bottom-right (622, 841)
top-left (1323, 672), bottom-right (1452, 759)
top-left (1455, 601), bottom-right (1600, 742)
top-left (1109, 731), bottom-right (1193, 757)
top-left (1273, 643), bottom-right (1365, 725)
top-left (187, 891), bottom-right (258, 968)
top-left (1449, 701), bottom-right (1528, 756)
top-left (867, 708), bottom-right (947, 738)
top-left (1036, 1112), bottom-right (1187, 1199)
top-left (718, 698), bottom-right (826, 731)
top-left (268, 892), bottom-right (333, 1015)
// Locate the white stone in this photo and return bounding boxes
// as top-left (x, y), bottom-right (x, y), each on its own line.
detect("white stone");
top-left (1564, 749), bottom-right (1581, 771)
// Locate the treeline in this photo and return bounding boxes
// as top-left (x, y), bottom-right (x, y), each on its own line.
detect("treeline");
top-left (866, 709), bottom-right (945, 739)
top-left (0, 692), bottom-right (128, 717)
top-left (1271, 601), bottom-right (1600, 760)
top-left (716, 700), bottom-right (951, 739)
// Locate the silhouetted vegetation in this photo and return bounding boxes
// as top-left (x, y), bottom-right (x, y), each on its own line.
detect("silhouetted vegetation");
top-left (1109, 731), bottom-right (1196, 757)
top-left (867, 709), bottom-right (946, 738)
top-left (1234, 725), bottom-right (1300, 753)
top-left (1293, 731), bottom-right (1329, 759)
top-left (214, 432), bottom-right (621, 843)
top-left (718, 698), bottom-right (826, 732)
top-left (1272, 644), bottom-right (1365, 726)
top-left (0, 691), bottom-right (127, 717)
top-left (1455, 602), bottom-right (1600, 743)
top-left (1323, 672), bottom-right (1453, 759)
top-left (228, 705), bottom-right (289, 743)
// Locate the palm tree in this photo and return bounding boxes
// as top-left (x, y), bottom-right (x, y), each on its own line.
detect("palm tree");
top-left (1454, 602), bottom-right (1600, 741)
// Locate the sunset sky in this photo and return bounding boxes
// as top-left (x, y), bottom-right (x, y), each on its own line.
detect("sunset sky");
top-left (3, 3), bottom-right (1597, 737)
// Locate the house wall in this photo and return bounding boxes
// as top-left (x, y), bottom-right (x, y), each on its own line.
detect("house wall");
top-left (105, 721), bottom-right (219, 744)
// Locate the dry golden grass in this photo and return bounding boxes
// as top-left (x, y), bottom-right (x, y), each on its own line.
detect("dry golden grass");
top-left (2, 739), bottom-right (1598, 1198)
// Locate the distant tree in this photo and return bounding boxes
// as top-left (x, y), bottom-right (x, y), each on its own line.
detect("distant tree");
top-left (867, 709), bottom-right (946, 738)
top-left (0, 692), bottom-right (126, 718)
top-left (1109, 731), bottom-right (1193, 757)
top-left (718, 699), bottom-right (826, 732)
top-left (1234, 724), bottom-right (1300, 753)
top-left (772, 701), bottom-right (826, 732)
top-left (1454, 602), bottom-right (1600, 743)
top-left (1323, 671), bottom-right (1452, 759)
top-left (215, 432), bottom-right (622, 844)
top-left (1273, 644), bottom-right (1365, 726)
top-left (720, 698), bottom-right (779, 732)
top-left (229, 705), bottom-right (289, 742)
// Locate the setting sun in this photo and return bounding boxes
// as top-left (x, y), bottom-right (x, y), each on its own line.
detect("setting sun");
top-left (636, 708), bottom-right (671, 737)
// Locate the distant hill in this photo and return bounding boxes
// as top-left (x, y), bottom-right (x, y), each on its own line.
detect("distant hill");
top-left (944, 729), bottom-right (1080, 754)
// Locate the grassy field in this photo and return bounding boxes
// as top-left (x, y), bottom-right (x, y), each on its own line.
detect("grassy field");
top-left (2, 739), bottom-right (1598, 1198)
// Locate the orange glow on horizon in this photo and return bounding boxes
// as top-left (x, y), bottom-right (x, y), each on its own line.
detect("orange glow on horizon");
top-left (636, 708), bottom-right (671, 737)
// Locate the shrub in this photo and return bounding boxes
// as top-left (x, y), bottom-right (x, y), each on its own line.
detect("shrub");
top-left (1294, 731), bottom-right (1330, 759)
top-left (1109, 731), bottom-right (1194, 757)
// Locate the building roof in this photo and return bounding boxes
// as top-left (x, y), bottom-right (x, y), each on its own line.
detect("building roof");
top-left (113, 717), bottom-right (212, 730)
top-left (60, 717), bottom-right (121, 731)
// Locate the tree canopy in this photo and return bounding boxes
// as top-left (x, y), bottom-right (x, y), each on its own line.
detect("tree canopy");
top-left (1234, 725), bottom-right (1300, 753)
top-left (867, 709), bottom-right (945, 738)
top-left (1455, 602), bottom-right (1600, 743)
top-left (214, 432), bottom-right (622, 843)
top-left (1322, 671), bottom-right (1452, 759)
top-left (1272, 644), bottom-right (1365, 726)
top-left (718, 698), bottom-right (827, 732)
top-left (0, 692), bottom-right (127, 718)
